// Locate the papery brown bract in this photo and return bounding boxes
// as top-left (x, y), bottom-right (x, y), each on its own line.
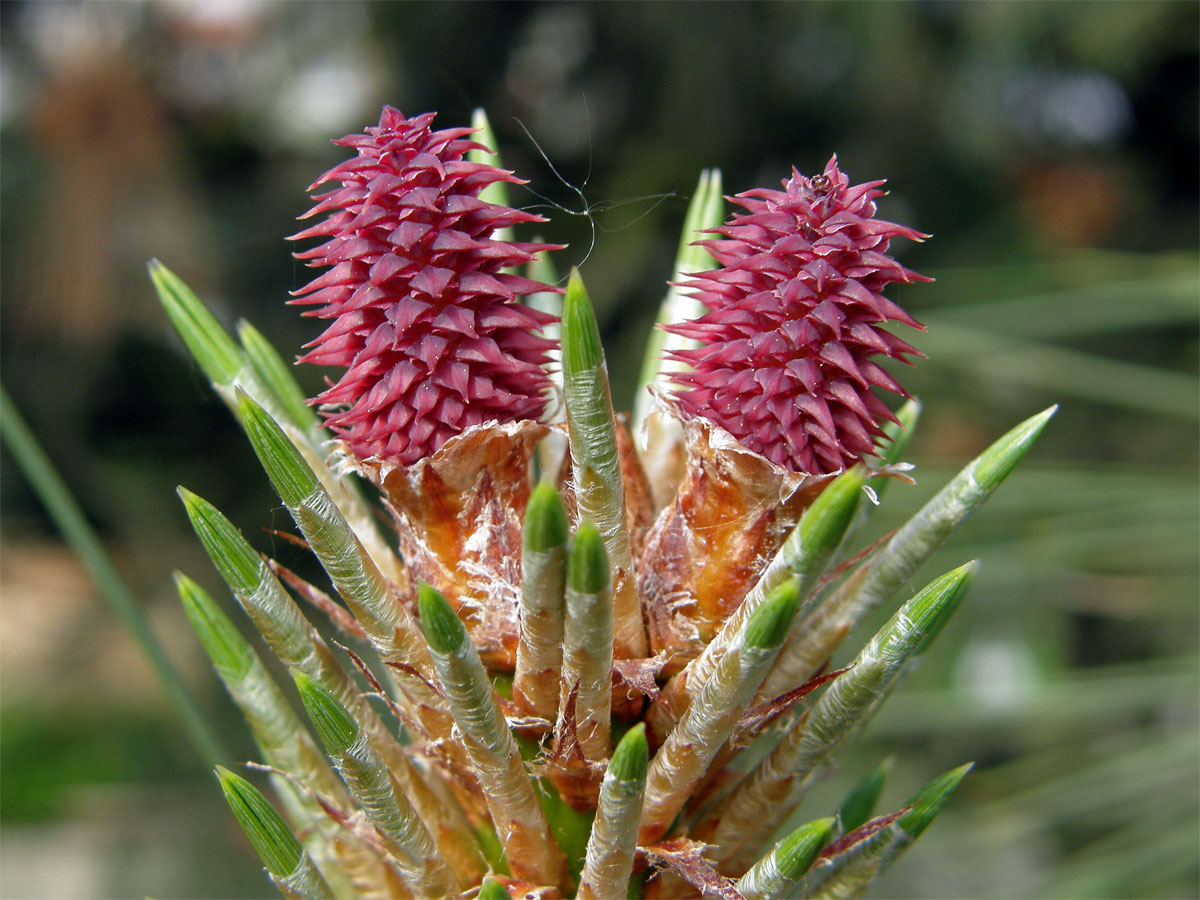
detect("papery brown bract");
top-left (373, 420), bottom-right (548, 670)
top-left (638, 413), bottom-right (830, 671)
top-left (291, 106), bottom-right (563, 466)
top-left (666, 156), bottom-right (929, 475)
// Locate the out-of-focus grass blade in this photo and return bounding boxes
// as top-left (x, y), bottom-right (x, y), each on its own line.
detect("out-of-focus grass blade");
top-left (1041, 816), bottom-right (1199, 899)
top-left (924, 261), bottom-right (1197, 339)
top-left (918, 322), bottom-right (1196, 419)
top-left (0, 383), bottom-right (228, 766)
top-left (977, 729), bottom-right (1196, 826)
top-left (870, 655), bottom-right (1197, 736)
top-left (921, 249), bottom-right (1196, 304)
top-left (469, 108), bottom-right (513, 218)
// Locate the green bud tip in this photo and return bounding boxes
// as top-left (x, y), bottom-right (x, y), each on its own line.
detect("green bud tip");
top-left (417, 582), bottom-right (467, 655)
top-left (568, 520), bottom-right (610, 595)
top-left (175, 572), bottom-right (253, 679)
top-left (743, 576), bottom-right (802, 649)
top-left (215, 765), bottom-right (302, 878)
top-left (527, 240), bottom-right (559, 286)
top-left (149, 259), bottom-right (243, 386)
top-left (775, 817), bottom-right (837, 880)
top-left (907, 561), bottom-right (977, 653)
top-left (702, 168), bottom-right (723, 213)
top-left (799, 466), bottom-right (867, 557)
top-left (236, 389), bottom-right (317, 507)
top-left (874, 398), bottom-right (922, 467)
top-left (468, 109), bottom-right (512, 210)
top-left (894, 397), bottom-right (922, 432)
top-left (236, 319), bottom-right (315, 430)
top-left (524, 481), bottom-right (569, 553)
top-left (676, 169), bottom-right (724, 267)
top-left (562, 269), bottom-right (604, 374)
top-left (470, 108), bottom-right (499, 155)
top-left (177, 487), bottom-right (262, 593)
top-left (293, 670), bottom-right (358, 755)
top-left (478, 877), bottom-right (513, 900)
top-left (838, 756), bottom-right (895, 833)
top-left (607, 723), bottom-right (649, 783)
top-left (972, 405), bottom-right (1057, 492)
top-left (898, 762), bottom-right (973, 839)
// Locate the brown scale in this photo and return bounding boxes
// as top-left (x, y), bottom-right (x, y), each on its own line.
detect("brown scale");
top-left (637, 413), bottom-right (832, 676)
top-left (372, 420), bottom-right (548, 670)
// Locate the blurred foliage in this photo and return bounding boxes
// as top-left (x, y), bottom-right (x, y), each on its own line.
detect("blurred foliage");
top-left (0, 1), bottom-right (1196, 898)
top-left (0, 710), bottom-right (196, 822)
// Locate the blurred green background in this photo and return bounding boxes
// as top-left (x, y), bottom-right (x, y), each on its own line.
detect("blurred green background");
top-left (1, 1), bottom-right (1196, 897)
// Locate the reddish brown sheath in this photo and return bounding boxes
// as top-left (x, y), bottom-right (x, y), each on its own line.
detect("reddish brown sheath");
top-left (370, 420), bottom-right (548, 670)
top-left (638, 414), bottom-right (831, 674)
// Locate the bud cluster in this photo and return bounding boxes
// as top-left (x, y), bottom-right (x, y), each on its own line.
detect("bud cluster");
top-left (153, 106), bottom-right (1055, 900)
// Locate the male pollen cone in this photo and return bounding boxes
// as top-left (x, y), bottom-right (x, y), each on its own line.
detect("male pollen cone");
top-left (666, 154), bottom-right (930, 476)
top-left (290, 106), bottom-right (563, 466)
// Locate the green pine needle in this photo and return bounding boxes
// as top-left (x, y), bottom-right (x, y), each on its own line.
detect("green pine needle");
top-left (974, 405), bottom-right (1059, 490)
top-left (776, 817), bottom-right (836, 880)
top-left (839, 757), bottom-right (895, 833)
top-left (568, 520), bottom-right (610, 595)
top-left (525, 481), bottom-right (569, 553)
top-left (418, 582), bottom-right (468, 655)
top-left (293, 671), bottom-right (358, 756)
top-left (215, 766), bottom-right (302, 878)
top-left (743, 577), bottom-right (803, 650)
top-left (177, 487), bottom-right (262, 593)
top-left (150, 259), bottom-right (243, 387)
top-left (562, 269), bottom-right (605, 375)
top-left (175, 573), bottom-right (253, 680)
top-left (898, 762), bottom-right (975, 838)
top-left (478, 877), bottom-right (512, 900)
top-left (607, 723), bottom-right (649, 782)
top-left (236, 319), bottom-right (318, 432)
top-left (237, 390), bottom-right (318, 507)
top-left (799, 466), bottom-right (868, 559)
